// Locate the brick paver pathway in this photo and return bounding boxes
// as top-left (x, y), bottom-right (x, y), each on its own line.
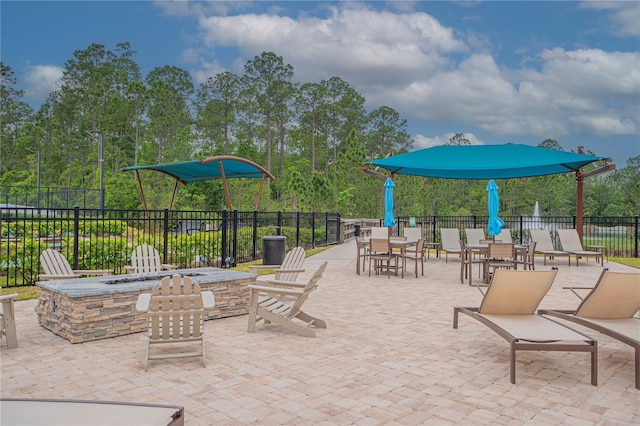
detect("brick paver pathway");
top-left (2, 241), bottom-right (639, 424)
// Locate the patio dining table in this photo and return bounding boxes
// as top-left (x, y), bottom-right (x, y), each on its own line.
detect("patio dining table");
top-left (356, 237), bottom-right (418, 277)
top-left (462, 243), bottom-right (528, 284)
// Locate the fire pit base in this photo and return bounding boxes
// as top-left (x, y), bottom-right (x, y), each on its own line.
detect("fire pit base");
top-left (35, 268), bottom-right (255, 343)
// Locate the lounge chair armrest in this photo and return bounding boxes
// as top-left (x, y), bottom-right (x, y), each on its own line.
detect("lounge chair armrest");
top-left (201, 291), bottom-right (215, 310)
top-left (537, 308), bottom-right (576, 315)
top-left (136, 293), bottom-right (151, 313)
top-left (249, 284), bottom-right (304, 296)
top-left (73, 269), bottom-right (113, 276)
top-left (124, 265), bottom-right (135, 273)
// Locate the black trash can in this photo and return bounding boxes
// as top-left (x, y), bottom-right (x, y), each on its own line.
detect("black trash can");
top-left (262, 235), bottom-right (286, 265)
top-left (354, 224), bottom-right (361, 237)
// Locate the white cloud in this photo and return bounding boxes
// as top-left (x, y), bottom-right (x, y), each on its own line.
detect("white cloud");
top-left (24, 65), bottom-right (63, 100)
top-left (569, 115), bottom-right (637, 136)
top-left (413, 132), bottom-right (484, 150)
top-left (184, 3), bottom-right (639, 141)
top-left (197, 4), bottom-right (467, 87)
top-left (580, 1), bottom-right (640, 37)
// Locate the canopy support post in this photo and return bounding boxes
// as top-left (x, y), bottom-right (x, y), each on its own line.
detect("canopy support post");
top-left (255, 174), bottom-right (265, 211)
top-left (575, 147), bottom-right (616, 243)
top-left (134, 170), bottom-right (150, 220)
top-left (168, 180), bottom-right (179, 212)
top-left (218, 160), bottom-right (233, 211)
top-left (576, 171), bottom-right (585, 242)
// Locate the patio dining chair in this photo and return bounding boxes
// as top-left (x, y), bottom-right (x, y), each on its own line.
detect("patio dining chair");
top-left (440, 228), bottom-right (462, 263)
top-left (369, 238), bottom-right (402, 278)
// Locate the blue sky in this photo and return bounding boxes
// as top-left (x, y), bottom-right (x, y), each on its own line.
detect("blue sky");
top-left (2, 1), bottom-right (639, 165)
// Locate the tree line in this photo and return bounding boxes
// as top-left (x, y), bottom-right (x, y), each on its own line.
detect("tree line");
top-left (1, 43), bottom-right (638, 218)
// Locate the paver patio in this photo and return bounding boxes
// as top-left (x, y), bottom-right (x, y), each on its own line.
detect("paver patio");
top-left (2, 240), bottom-right (639, 425)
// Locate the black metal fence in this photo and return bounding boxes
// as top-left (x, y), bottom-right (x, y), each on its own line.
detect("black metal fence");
top-left (0, 207), bottom-right (341, 287)
top-left (395, 215), bottom-right (639, 258)
top-left (1, 185), bottom-right (101, 210)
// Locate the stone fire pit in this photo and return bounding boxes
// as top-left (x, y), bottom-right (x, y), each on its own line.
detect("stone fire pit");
top-left (35, 268), bottom-right (255, 343)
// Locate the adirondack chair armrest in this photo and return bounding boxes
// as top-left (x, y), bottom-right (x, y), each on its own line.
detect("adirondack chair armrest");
top-left (274, 268), bottom-right (306, 274)
top-left (72, 269), bottom-right (113, 276)
top-left (248, 284), bottom-right (304, 296)
top-left (261, 278), bottom-right (306, 288)
top-left (0, 293), bottom-right (19, 301)
top-left (39, 274), bottom-right (79, 280)
top-left (136, 293), bottom-right (152, 313)
top-left (247, 265), bottom-right (281, 274)
top-left (124, 265), bottom-right (135, 273)
top-left (201, 291), bottom-right (215, 310)
top-left (162, 264), bottom-right (178, 270)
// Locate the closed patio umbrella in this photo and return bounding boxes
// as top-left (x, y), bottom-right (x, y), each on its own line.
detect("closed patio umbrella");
top-left (383, 177), bottom-right (395, 227)
top-left (487, 179), bottom-right (504, 238)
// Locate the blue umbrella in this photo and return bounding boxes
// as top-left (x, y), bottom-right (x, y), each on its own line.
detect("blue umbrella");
top-left (383, 177), bottom-right (395, 227)
top-left (486, 179), bottom-right (505, 237)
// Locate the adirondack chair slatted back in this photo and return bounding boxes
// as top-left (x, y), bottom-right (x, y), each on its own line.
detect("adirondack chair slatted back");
top-left (276, 247), bottom-right (306, 282)
top-left (132, 244), bottom-right (163, 274)
top-left (149, 275), bottom-right (204, 342)
top-left (288, 261), bottom-right (328, 317)
top-left (40, 249), bottom-right (74, 276)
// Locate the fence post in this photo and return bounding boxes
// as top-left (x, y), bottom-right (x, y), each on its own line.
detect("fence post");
top-left (634, 216), bottom-right (638, 257)
top-left (519, 215), bottom-right (524, 244)
top-left (325, 212), bottom-right (329, 245)
top-left (311, 212), bottom-right (316, 248)
top-left (473, 215), bottom-right (477, 228)
top-left (162, 209), bottom-right (169, 264)
top-left (336, 213), bottom-right (341, 245)
top-left (277, 211), bottom-right (282, 236)
top-left (432, 216), bottom-right (437, 243)
top-left (72, 206), bottom-right (80, 269)
top-left (232, 210), bottom-right (238, 266)
top-left (296, 211), bottom-right (300, 247)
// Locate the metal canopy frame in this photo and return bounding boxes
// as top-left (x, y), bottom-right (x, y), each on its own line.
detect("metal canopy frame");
top-left (122, 155), bottom-right (276, 212)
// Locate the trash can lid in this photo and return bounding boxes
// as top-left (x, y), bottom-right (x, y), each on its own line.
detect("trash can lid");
top-left (262, 235), bottom-right (287, 240)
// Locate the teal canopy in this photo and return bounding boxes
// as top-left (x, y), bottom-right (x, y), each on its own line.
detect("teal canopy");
top-left (121, 155), bottom-right (275, 185)
top-left (365, 144), bottom-right (608, 179)
top-left (122, 155), bottom-right (275, 211)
